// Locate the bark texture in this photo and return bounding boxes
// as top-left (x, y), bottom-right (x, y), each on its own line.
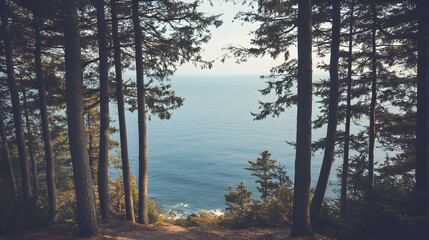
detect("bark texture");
top-left (368, 2), bottom-right (377, 189)
top-left (35, 13), bottom-right (57, 222)
top-left (341, 2), bottom-right (354, 217)
top-left (96, 0), bottom-right (114, 219)
top-left (63, 0), bottom-right (98, 236)
top-left (23, 90), bottom-right (39, 197)
top-left (291, 0), bottom-right (313, 236)
top-left (0, 107), bottom-right (17, 197)
top-left (415, 0), bottom-right (429, 215)
top-left (111, 0), bottom-right (135, 222)
top-left (132, 0), bottom-right (148, 225)
top-left (310, 0), bottom-right (341, 222)
top-left (0, 0), bottom-right (32, 200)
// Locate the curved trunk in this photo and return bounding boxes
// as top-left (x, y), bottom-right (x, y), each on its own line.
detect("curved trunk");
top-left (291, 0), bottom-right (313, 236)
top-left (34, 13), bottom-right (57, 222)
top-left (132, 0), bottom-right (148, 225)
top-left (111, 0), bottom-right (135, 222)
top-left (63, 0), bottom-right (98, 236)
top-left (0, 0), bottom-right (32, 200)
top-left (310, 0), bottom-right (341, 222)
top-left (96, 0), bottom-right (114, 219)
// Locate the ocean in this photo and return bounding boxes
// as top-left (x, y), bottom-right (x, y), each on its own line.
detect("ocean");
top-left (110, 74), bottom-right (339, 217)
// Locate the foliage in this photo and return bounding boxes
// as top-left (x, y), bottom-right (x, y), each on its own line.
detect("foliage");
top-left (0, 194), bottom-right (46, 234)
top-left (223, 151), bottom-right (293, 229)
top-left (223, 180), bottom-right (254, 228)
top-left (245, 151), bottom-right (278, 200)
top-left (109, 172), bottom-right (161, 224)
top-left (173, 210), bottom-right (221, 228)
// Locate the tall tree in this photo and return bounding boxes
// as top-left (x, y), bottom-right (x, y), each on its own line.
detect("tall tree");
top-left (96, 0), bottom-right (114, 219)
top-left (310, 0), bottom-right (341, 222)
top-left (0, 106), bottom-right (17, 197)
top-left (415, 0), bottom-right (429, 215)
top-left (341, 0), bottom-right (355, 216)
top-left (111, 0), bottom-right (135, 222)
top-left (34, 11), bottom-right (57, 222)
top-left (0, 0), bottom-right (32, 200)
top-left (368, 1), bottom-right (377, 189)
top-left (291, 0), bottom-right (313, 236)
top-left (22, 89), bottom-right (39, 196)
top-left (63, 0), bottom-right (98, 236)
top-left (132, 0), bottom-right (148, 225)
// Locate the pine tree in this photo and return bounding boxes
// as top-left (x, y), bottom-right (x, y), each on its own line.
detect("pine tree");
top-left (111, 0), bottom-right (135, 223)
top-left (291, 0), bottom-right (314, 236)
top-left (96, 0), bottom-right (114, 219)
top-left (245, 151), bottom-right (278, 200)
top-left (0, 105), bottom-right (17, 198)
top-left (131, 0), bottom-right (149, 225)
top-left (63, 0), bottom-right (98, 236)
top-left (415, 0), bottom-right (429, 216)
top-left (0, 0), bottom-right (32, 201)
top-left (225, 181), bottom-right (253, 220)
top-left (310, 0), bottom-right (341, 222)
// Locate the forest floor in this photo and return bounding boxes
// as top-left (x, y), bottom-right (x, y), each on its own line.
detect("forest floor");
top-left (1, 216), bottom-right (335, 240)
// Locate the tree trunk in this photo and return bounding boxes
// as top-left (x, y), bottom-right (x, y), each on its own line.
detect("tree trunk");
top-left (63, 0), bottom-right (98, 236)
top-left (96, 0), bottom-right (114, 219)
top-left (0, 0), bottom-right (32, 201)
top-left (368, 2), bottom-right (377, 189)
top-left (23, 89), bottom-right (39, 197)
top-left (34, 13), bottom-right (57, 222)
top-left (0, 107), bottom-right (18, 197)
top-left (415, 0), bottom-right (429, 216)
top-left (310, 0), bottom-right (341, 223)
top-left (86, 113), bottom-right (95, 178)
top-left (111, 0), bottom-right (135, 222)
top-left (132, 0), bottom-right (148, 225)
top-left (291, 0), bottom-right (313, 236)
top-left (341, 2), bottom-right (355, 217)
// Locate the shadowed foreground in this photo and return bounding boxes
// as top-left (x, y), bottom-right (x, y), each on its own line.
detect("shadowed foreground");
top-left (1, 216), bottom-right (334, 240)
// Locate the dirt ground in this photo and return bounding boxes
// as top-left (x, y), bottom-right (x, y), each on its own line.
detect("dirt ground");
top-left (1, 216), bottom-right (334, 240)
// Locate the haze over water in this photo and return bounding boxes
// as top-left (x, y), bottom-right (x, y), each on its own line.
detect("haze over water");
top-left (111, 74), bottom-right (337, 217)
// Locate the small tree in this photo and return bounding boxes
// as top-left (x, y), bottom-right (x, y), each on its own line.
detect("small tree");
top-left (245, 151), bottom-right (278, 200)
top-left (224, 181), bottom-right (253, 222)
top-left (245, 151), bottom-right (294, 226)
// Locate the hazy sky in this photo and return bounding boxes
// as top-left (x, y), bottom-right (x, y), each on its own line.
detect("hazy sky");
top-left (175, 1), bottom-right (327, 76)
top-left (175, 1), bottom-right (286, 76)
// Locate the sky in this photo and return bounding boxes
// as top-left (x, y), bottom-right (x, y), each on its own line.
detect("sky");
top-left (175, 1), bottom-right (284, 76)
top-left (175, 1), bottom-right (328, 76)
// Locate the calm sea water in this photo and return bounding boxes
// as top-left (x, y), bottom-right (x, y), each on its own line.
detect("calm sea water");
top-left (110, 75), bottom-right (338, 217)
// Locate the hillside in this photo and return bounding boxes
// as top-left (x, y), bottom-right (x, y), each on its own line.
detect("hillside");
top-left (1, 216), bottom-right (334, 240)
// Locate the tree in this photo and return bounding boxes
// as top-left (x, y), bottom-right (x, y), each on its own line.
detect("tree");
top-left (224, 181), bottom-right (253, 221)
top-left (341, 0), bottom-right (355, 216)
top-left (245, 151), bottom-right (278, 200)
top-left (63, 0), bottom-right (98, 236)
top-left (310, 0), bottom-right (341, 222)
top-left (33, 10), bottom-right (57, 222)
top-left (0, 0), bottom-right (32, 200)
top-left (368, 1), bottom-right (377, 189)
top-left (96, 0), bottom-right (114, 219)
top-left (22, 89), bottom-right (39, 197)
top-left (111, 0), bottom-right (135, 222)
top-left (0, 105), bottom-right (17, 197)
top-left (131, 0), bottom-right (149, 225)
top-left (415, 0), bottom-right (429, 215)
top-left (291, 0), bottom-right (314, 236)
